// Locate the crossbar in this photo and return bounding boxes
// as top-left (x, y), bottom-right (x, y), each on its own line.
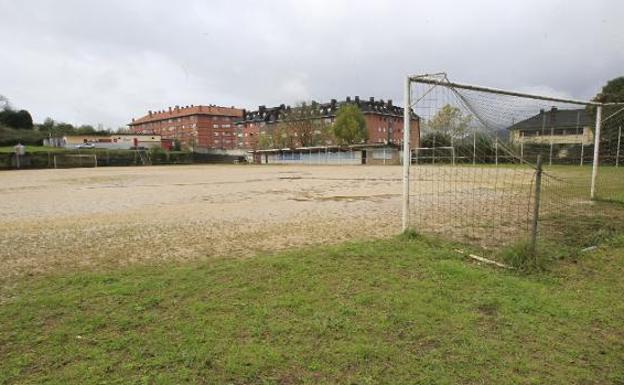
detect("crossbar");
top-left (410, 76), bottom-right (624, 107)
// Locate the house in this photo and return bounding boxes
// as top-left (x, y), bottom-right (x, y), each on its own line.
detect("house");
top-left (508, 108), bottom-right (594, 145)
top-left (128, 105), bottom-right (244, 150)
top-left (235, 97), bottom-right (420, 150)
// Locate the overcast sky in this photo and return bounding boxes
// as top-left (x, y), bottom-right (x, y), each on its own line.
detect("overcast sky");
top-left (0, 0), bottom-right (622, 128)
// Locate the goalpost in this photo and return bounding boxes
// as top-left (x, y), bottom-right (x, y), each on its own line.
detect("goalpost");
top-left (53, 154), bottom-right (98, 169)
top-left (401, 73), bottom-right (624, 249)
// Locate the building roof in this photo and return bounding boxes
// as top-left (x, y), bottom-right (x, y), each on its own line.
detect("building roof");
top-left (508, 108), bottom-right (592, 131)
top-left (129, 105), bottom-right (243, 126)
top-left (239, 97), bottom-right (419, 124)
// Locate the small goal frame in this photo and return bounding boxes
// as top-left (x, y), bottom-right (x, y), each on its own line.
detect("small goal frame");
top-left (53, 154), bottom-right (98, 169)
top-left (413, 146), bottom-right (455, 165)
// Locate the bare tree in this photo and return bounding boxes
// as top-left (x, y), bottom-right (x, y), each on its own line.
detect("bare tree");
top-left (280, 102), bottom-right (329, 147)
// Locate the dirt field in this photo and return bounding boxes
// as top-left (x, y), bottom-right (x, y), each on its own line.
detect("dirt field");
top-left (0, 165), bottom-right (408, 279)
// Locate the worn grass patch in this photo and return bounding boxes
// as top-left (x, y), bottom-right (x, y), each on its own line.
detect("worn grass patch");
top-left (1, 236), bottom-right (624, 384)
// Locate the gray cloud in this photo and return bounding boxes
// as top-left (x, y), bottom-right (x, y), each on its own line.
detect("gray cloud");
top-left (0, 0), bottom-right (622, 128)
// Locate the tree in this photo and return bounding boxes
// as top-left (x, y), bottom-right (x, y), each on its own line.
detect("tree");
top-left (0, 95), bottom-right (9, 111)
top-left (426, 104), bottom-right (472, 139)
top-left (332, 104), bottom-right (367, 145)
top-left (0, 96), bottom-right (34, 129)
top-left (270, 124), bottom-right (290, 149)
top-left (0, 108), bottom-right (33, 129)
top-left (40, 117), bottom-right (55, 132)
top-left (257, 132), bottom-right (273, 150)
top-left (76, 124), bottom-right (96, 134)
top-left (421, 132), bottom-right (452, 148)
top-left (591, 76), bottom-right (624, 146)
top-left (593, 77), bottom-right (624, 104)
top-left (279, 102), bottom-right (329, 147)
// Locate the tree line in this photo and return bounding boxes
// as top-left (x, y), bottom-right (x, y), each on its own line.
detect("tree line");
top-left (0, 95), bottom-right (112, 146)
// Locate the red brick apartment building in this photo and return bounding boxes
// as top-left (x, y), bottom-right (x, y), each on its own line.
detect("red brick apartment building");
top-left (236, 96), bottom-right (420, 150)
top-left (128, 105), bottom-right (244, 150)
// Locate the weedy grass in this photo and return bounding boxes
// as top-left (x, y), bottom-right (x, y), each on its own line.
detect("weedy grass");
top-left (1, 235), bottom-right (624, 384)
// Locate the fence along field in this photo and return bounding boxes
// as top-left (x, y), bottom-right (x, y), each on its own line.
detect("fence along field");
top-left (403, 74), bottom-right (624, 252)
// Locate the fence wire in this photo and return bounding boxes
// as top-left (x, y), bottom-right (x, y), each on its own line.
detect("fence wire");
top-left (409, 74), bottom-right (624, 251)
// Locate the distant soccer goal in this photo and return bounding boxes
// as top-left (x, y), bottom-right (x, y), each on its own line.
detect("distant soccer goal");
top-left (413, 146), bottom-right (455, 165)
top-left (53, 153), bottom-right (98, 169)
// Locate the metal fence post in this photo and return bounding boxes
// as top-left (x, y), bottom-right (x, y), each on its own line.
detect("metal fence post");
top-left (530, 155), bottom-right (543, 255)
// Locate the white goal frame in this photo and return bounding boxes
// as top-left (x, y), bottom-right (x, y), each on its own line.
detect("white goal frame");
top-left (413, 146), bottom-right (455, 165)
top-left (53, 154), bottom-right (98, 169)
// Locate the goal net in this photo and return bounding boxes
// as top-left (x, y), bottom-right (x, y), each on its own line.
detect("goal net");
top-left (53, 154), bottom-right (98, 169)
top-left (403, 73), bottom-right (624, 250)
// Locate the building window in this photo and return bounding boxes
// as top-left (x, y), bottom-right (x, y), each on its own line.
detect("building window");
top-left (213, 124), bottom-right (219, 128)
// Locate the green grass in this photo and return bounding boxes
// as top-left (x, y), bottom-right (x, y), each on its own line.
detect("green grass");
top-left (0, 145), bottom-right (66, 153)
top-left (2, 236), bottom-right (624, 384)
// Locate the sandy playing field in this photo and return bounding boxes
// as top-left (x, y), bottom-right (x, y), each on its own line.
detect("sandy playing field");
top-left (0, 165), bottom-right (407, 278)
top-left (0, 164), bottom-right (543, 280)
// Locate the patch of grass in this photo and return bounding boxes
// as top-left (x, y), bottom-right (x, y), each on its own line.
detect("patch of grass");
top-left (541, 203), bottom-right (624, 249)
top-left (0, 145), bottom-right (65, 153)
top-left (399, 227), bottom-right (421, 240)
top-left (501, 240), bottom-right (544, 272)
top-left (501, 240), bottom-right (574, 272)
top-left (2, 236), bottom-right (624, 384)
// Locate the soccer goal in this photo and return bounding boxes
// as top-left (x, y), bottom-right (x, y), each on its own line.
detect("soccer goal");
top-left (53, 153), bottom-right (98, 169)
top-left (413, 146), bottom-right (455, 165)
top-left (401, 73), bottom-right (624, 250)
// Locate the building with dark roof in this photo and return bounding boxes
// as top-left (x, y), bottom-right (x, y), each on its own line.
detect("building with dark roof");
top-left (508, 107), bottom-right (594, 145)
top-left (235, 97), bottom-right (420, 150)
